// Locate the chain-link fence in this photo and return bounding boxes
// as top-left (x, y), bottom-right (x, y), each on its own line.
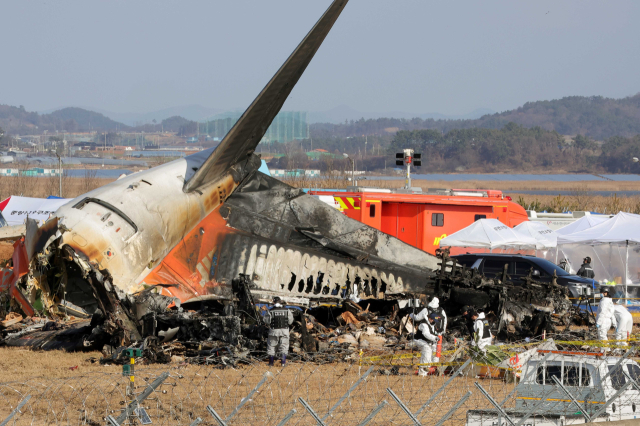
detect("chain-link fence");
top-left (2, 335), bottom-right (640, 425)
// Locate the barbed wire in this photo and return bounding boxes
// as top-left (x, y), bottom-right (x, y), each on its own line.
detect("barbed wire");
top-left (1, 334), bottom-right (639, 425)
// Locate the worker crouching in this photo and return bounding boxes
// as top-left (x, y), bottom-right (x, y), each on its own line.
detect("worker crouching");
top-left (613, 303), bottom-right (633, 346)
top-left (265, 297), bottom-right (294, 367)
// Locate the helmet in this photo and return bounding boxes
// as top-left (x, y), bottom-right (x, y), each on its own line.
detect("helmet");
top-left (600, 287), bottom-right (612, 296)
top-left (584, 256), bottom-right (592, 264)
top-left (461, 305), bottom-right (472, 315)
top-left (273, 296), bottom-right (283, 304)
top-left (428, 312), bottom-right (439, 322)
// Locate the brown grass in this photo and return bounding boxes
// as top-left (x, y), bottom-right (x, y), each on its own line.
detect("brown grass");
top-left (0, 176), bottom-right (116, 201)
top-left (282, 176), bottom-right (639, 192)
top-left (510, 193), bottom-right (640, 214)
top-left (0, 347), bottom-right (513, 425)
top-left (0, 347), bottom-right (108, 382)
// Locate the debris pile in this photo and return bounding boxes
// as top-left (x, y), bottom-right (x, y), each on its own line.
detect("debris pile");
top-left (1, 249), bottom-right (598, 365)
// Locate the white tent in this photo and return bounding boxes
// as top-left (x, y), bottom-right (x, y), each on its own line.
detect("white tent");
top-left (557, 212), bottom-right (640, 245)
top-left (557, 212), bottom-right (640, 301)
top-left (514, 221), bottom-right (558, 249)
top-left (555, 214), bottom-right (610, 236)
top-left (439, 219), bottom-right (538, 252)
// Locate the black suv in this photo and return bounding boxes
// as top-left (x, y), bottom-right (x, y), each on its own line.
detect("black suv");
top-left (452, 253), bottom-right (595, 300)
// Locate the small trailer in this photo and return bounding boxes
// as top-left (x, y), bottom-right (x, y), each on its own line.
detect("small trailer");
top-left (467, 349), bottom-right (640, 425)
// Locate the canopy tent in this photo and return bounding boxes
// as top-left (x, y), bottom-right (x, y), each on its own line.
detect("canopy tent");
top-left (514, 221), bottom-right (558, 249)
top-left (556, 212), bottom-right (640, 302)
top-left (0, 196), bottom-right (72, 226)
top-left (514, 221), bottom-right (559, 262)
top-left (555, 214), bottom-right (610, 236)
top-left (557, 212), bottom-right (640, 245)
top-left (439, 219), bottom-right (538, 255)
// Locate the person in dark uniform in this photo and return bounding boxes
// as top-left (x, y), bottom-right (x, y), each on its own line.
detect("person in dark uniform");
top-left (461, 306), bottom-right (475, 337)
top-left (577, 257), bottom-right (595, 279)
top-left (264, 297), bottom-right (294, 367)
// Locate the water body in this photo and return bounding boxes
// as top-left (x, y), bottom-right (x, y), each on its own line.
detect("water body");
top-left (130, 151), bottom-right (187, 157)
top-left (373, 173), bottom-right (640, 182)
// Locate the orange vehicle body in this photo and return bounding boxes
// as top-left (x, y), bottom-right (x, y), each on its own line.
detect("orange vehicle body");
top-left (309, 189), bottom-right (529, 255)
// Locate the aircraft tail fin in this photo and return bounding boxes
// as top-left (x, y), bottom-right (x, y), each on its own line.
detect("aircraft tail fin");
top-left (184, 0), bottom-right (349, 192)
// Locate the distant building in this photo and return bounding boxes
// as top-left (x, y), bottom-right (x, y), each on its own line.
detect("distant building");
top-left (270, 169), bottom-right (320, 178)
top-left (201, 111), bottom-right (309, 144)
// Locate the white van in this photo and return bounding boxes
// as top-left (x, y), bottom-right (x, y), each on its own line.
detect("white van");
top-left (467, 349), bottom-right (640, 425)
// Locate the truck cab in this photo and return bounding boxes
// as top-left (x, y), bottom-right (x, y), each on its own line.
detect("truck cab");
top-left (467, 349), bottom-right (640, 425)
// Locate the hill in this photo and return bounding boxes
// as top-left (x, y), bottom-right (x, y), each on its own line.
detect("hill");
top-left (0, 104), bottom-right (130, 134)
top-left (310, 94), bottom-right (640, 140)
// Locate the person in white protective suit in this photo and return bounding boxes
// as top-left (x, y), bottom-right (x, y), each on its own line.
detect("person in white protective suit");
top-left (408, 312), bottom-right (440, 376)
top-left (427, 297), bottom-right (448, 334)
top-left (596, 287), bottom-right (615, 342)
top-left (613, 303), bottom-right (633, 346)
top-left (471, 311), bottom-right (492, 354)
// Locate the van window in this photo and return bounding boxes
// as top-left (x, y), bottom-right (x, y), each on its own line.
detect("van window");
top-left (474, 214), bottom-right (486, 221)
top-left (369, 204), bottom-right (376, 218)
top-left (536, 364), bottom-right (562, 385)
top-left (608, 365), bottom-right (627, 390)
top-left (536, 363), bottom-right (591, 386)
top-left (627, 364), bottom-right (640, 382)
top-left (564, 363), bottom-right (591, 387)
top-left (483, 259), bottom-right (510, 277)
top-left (431, 213), bottom-right (444, 227)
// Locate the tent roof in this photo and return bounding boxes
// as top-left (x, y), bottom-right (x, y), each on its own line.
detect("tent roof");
top-left (514, 221), bottom-right (558, 249)
top-left (557, 212), bottom-right (640, 245)
top-left (439, 218), bottom-right (538, 249)
top-left (555, 214), bottom-right (610, 236)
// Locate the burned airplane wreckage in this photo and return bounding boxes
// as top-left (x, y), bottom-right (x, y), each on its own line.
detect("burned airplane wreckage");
top-left (0, 0), bottom-right (585, 357)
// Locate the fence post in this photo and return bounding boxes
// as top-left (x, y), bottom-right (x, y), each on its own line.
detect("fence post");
top-left (189, 418), bottom-right (203, 426)
top-left (357, 401), bottom-right (388, 426)
top-left (415, 359), bottom-right (471, 416)
top-left (433, 391), bottom-right (472, 426)
top-left (550, 376), bottom-right (591, 422)
top-left (0, 395), bottom-right (31, 426)
top-left (386, 388), bottom-right (422, 426)
top-left (298, 398), bottom-right (326, 426)
top-left (474, 382), bottom-right (516, 426)
top-left (206, 405), bottom-right (227, 426)
top-left (275, 409), bottom-right (297, 426)
top-left (225, 373), bottom-right (269, 422)
top-left (514, 385), bottom-right (563, 426)
top-left (115, 372), bottom-right (169, 425)
top-left (322, 366), bottom-right (373, 421)
top-left (589, 379), bottom-right (634, 420)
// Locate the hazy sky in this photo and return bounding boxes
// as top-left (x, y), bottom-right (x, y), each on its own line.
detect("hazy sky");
top-left (2, 0), bottom-right (639, 115)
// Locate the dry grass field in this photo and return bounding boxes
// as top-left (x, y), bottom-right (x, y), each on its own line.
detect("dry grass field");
top-left (0, 346), bottom-right (514, 425)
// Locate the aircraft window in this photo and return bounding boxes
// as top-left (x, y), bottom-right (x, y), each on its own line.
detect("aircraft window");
top-left (483, 259), bottom-right (509, 277)
top-left (432, 213), bottom-right (444, 227)
top-left (608, 365), bottom-right (627, 390)
top-left (474, 214), bottom-right (486, 221)
top-left (369, 204), bottom-right (376, 218)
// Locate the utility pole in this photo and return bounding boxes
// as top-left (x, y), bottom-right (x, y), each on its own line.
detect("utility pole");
top-left (57, 152), bottom-right (62, 197)
top-left (365, 135), bottom-right (367, 157)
